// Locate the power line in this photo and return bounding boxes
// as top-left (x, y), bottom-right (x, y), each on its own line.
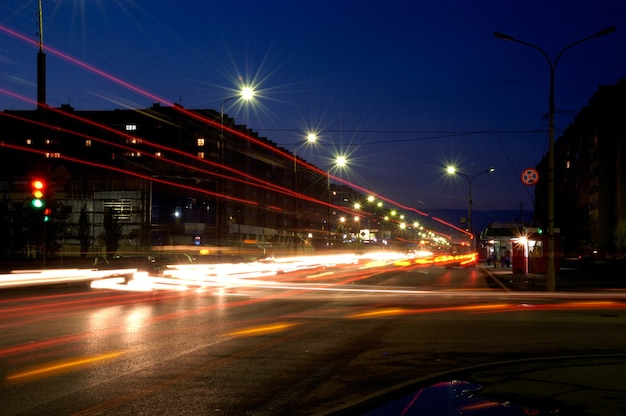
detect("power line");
top-left (255, 128), bottom-right (546, 146)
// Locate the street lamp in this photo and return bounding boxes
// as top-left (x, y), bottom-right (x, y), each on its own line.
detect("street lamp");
top-left (217, 86), bottom-right (255, 246)
top-left (495, 26), bottom-right (615, 291)
top-left (293, 132), bottom-right (318, 180)
top-left (335, 155), bottom-right (347, 167)
top-left (446, 166), bottom-right (495, 236)
top-left (294, 132), bottom-right (318, 169)
top-left (293, 132), bottom-right (318, 238)
top-left (327, 156), bottom-right (349, 248)
top-left (220, 87), bottom-right (255, 139)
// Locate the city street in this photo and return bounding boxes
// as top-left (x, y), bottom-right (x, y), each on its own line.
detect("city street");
top-left (2, 3), bottom-right (625, 415)
top-left (2, 260), bottom-right (626, 415)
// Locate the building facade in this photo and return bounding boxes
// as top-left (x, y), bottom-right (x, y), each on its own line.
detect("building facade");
top-left (0, 103), bottom-right (346, 259)
top-left (535, 79), bottom-right (626, 256)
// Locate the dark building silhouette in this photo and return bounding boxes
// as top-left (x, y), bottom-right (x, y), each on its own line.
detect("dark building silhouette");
top-left (535, 79), bottom-right (626, 256)
top-left (0, 103), bottom-right (348, 258)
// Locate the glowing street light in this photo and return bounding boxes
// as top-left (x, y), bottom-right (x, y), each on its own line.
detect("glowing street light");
top-left (294, 132), bottom-right (318, 172)
top-left (217, 86), bottom-right (255, 245)
top-left (495, 26), bottom-right (615, 291)
top-left (446, 166), bottom-right (494, 236)
top-left (325, 155), bottom-right (350, 248)
top-left (241, 86), bottom-right (254, 100)
top-left (293, 131), bottom-right (319, 234)
top-left (220, 86), bottom-right (255, 139)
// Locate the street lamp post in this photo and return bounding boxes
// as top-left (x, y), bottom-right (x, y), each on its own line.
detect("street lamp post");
top-left (446, 166), bottom-right (495, 237)
top-left (220, 87), bottom-right (255, 140)
top-left (495, 26), bottom-right (615, 291)
top-left (327, 156), bottom-right (348, 249)
top-left (217, 87), bottom-right (255, 246)
top-left (293, 133), bottom-right (317, 236)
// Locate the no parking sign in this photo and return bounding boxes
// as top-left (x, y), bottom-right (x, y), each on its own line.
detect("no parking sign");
top-left (521, 168), bottom-right (539, 185)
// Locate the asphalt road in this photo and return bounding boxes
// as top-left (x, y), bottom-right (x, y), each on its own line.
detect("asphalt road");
top-left (1, 262), bottom-right (626, 415)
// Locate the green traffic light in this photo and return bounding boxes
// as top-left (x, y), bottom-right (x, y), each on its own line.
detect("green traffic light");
top-left (31, 198), bottom-right (44, 209)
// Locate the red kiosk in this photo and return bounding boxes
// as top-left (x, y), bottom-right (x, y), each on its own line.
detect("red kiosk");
top-left (511, 228), bottom-right (560, 275)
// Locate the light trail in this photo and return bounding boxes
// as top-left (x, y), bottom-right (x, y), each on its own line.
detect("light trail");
top-left (0, 268), bottom-right (136, 289)
top-left (226, 322), bottom-right (297, 337)
top-left (0, 91), bottom-right (356, 218)
top-left (1, 141), bottom-right (260, 206)
top-left (6, 351), bottom-right (125, 383)
top-left (346, 299), bottom-right (626, 319)
top-left (0, 22), bottom-right (471, 239)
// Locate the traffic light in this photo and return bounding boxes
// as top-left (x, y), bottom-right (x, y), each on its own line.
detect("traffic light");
top-left (31, 179), bottom-right (46, 209)
top-left (44, 207), bottom-right (51, 222)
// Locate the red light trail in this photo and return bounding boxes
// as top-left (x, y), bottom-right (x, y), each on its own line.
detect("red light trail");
top-left (0, 91), bottom-right (357, 218)
top-left (1, 141), bottom-right (258, 205)
top-left (0, 23), bottom-right (470, 239)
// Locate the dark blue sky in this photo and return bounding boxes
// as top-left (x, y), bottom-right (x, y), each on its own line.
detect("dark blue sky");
top-left (1, 0), bottom-right (625, 229)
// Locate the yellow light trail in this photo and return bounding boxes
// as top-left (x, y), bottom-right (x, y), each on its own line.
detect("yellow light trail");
top-left (347, 300), bottom-right (626, 320)
top-left (6, 351), bottom-right (125, 382)
top-left (227, 323), bottom-right (297, 337)
top-left (349, 308), bottom-right (409, 318)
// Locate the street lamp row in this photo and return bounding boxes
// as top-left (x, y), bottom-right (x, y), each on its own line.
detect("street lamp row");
top-left (215, 86), bottom-right (441, 248)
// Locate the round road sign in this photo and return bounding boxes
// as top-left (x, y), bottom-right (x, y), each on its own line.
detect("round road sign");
top-left (521, 168), bottom-right (539, 185)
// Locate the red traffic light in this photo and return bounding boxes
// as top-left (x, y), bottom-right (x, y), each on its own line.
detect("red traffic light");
top-left (32, 179), bottom-right (45, 190)
top-left (31, 179), bottom-right (45, 197)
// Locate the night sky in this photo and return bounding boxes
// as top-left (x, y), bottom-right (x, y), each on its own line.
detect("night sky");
top-left (1, 0), bottom-right (625, 231)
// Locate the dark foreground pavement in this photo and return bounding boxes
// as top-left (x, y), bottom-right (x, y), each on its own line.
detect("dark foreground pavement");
top-left (480, 260), bottom-right (626, 292)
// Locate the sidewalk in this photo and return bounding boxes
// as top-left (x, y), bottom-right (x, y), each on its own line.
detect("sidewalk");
top-left (479, 262), bottom-right (626, 292)
top-left (326, 354), bottom-right (626, 415)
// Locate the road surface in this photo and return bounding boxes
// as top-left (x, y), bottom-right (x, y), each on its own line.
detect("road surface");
top-left (1, 259), bottom-right (625, 415)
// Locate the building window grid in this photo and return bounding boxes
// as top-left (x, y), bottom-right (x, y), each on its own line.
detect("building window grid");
top-left (103, 199), bottom-right (132, 222)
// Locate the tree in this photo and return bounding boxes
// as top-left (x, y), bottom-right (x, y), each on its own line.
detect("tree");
top-left (102, 207), bottom-right (122, 257)
top-left (78, 204), bottom-right (91, 257)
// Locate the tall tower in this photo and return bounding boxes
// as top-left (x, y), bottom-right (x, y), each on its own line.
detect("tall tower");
top-left (36, 0), bottom-right (46, 109)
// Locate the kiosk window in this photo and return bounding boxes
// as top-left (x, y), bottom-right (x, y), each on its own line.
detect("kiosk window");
top-left (528, 240), bottom-right (543, 257)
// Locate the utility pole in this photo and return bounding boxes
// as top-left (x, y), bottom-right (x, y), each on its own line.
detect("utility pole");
top-left (37, 0), bottom-right (46, 109)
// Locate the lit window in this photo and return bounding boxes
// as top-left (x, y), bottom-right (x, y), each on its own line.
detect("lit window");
top-left (26, 138), bottom-right (32, 145)
top-left (155, 152), bottom-right (163, 157)
top-left (197, 138), bottom-right (205, 146)
top-left (126, 138), bottom-right (142, 144)
top-left (197, 152), bottom-right (205, 159)
top-left (85, 139), bottom-right (92, 147)
top-left (103, 199), bottom-right (132, 222)
top-left (125, 124), bottom-right (137, 131)
top-left (45, 152), bottom-right (61, 158)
